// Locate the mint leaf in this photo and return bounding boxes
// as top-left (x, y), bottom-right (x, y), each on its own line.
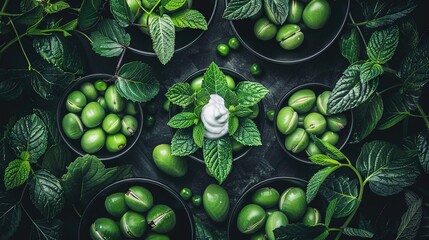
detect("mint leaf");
top-left (228, 115), bottom-right (239, 136)
top-left (193, 121), bottom-right (205, 148)
top-left (306, 166), bottom-right (340, 203)
top-left (203, 137), bottom-right (233, 184)
top-left (321, 175), bottom-right (359, 218)
top-left (78, 0), bottom-right (103, 29)
top-left (168, 112), bottom-right (197, 129)
top-left (0, 70), bottom-right (24, 101)
top-left (325, 199), bottom-right (337, 227)
top-left (45, 1), bottom-right (70, 13)
top-left (163, 0), bottom-right (186, 11)
top-left (4, 159), bottom-right (31, 190)
top-left (196, 88), bottom-right (210, 106)
top-left (399, 18), bottom-right (419, 53)
top-left (396, 193), bottom-right (422, 240)
top-left (357, 0), bottom-right (416, 28)
top-left (0, 193), bottom-right (21, 239)
top-left (264, 0), bottom-right (289, 25)
top-left (274, 223), bottom-right (329, 240)
top-left (233, 105), bottom-right (253, 117)
top-left (367, 25), bottom-right (399, 64)
top-left (223, 0), bottom-right (262, 20)
top-left (202, 62), bottom-right (228, 97)
top-left (343, 228), bottom-right (374, 238)
top-left (166, 82), bottom-right (195, 107)
top-left (377, 92), bottom-right (409, 130)
top-left (16, 6), bottom-right (43, 25)
top-left (150, 15), bottom-right (176, 65)
top-left (115, 61), bottom-right (160, 103)
top-left (34, 109), bottom-right (61, 145)
top-left (235, 81), bottom-right (268, 107)
top-left (171, 9), bottom-right (208, 30)
top-left (91, 19), bottom-right (130, 57)
top-left (232, 118), bottom-right (261, 146)
top-left (417, 130), bottom-right (429, 174)
top-left (350, 93), bottom-right (383, 143)
top-left (42, 143), bottom-right (71, 178)
top-left (340, 28), bottom-right (360, 64)
top-left (29, 218), bottom-right (63, 240)
top-left (311, 135), bottom-right (346, 161)
top-left (360, 61), bottom-right (384, 82)
top-left (171, 129), bottom-right (199, 156)
top-left (110, 0), bottom-right (134, 27)
top-left (224, 89), bottom-right (238, 108)
top-left (308, 154), bottom-right (340, 166)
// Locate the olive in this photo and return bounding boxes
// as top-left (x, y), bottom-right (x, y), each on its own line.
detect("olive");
top-left (250, 63), bottom-right (262, 76)
top-left (163, 100), bottom-right (171, 112)
top-left (304, 112), bottom-right (326, 135)
top-left (265, 211), bottom-right (289, 240)
top-left (126, 0), bottom-right (142, 19)
top-left (105, 85), bottom-right (125, 113)
top-left (232, 139), bottom-right (245, 152)
top-left (249, 104), bottom-right (260, 119)
top-left (192, 195), bottom-right (202, 206)
top-left (276, 106), bottom-right (298, 135)
top-left (105, 193), bottom-right (128, 218)
top-left (276, 24), bottom-right (304, 50)
top-left (191, 75), bottom-right (204, 92)
top-left (301, 207), bottom-right (321, 226)
top-left (228, 37), bottom-right (240, 50)
top-left (217, 43), bottom-right (230, 57)
top-left (80, 82), bottom-right (98, 102)
top-left (284, 128), bottom-right (309, 153)
top-left (306, 142), bottom-right (322, 156)
top-left (147, 204), bottom-right (176, 233)
top-left (66, 91), bottom-right (87, 113)
top-left (102, 113), bottom-right (121, 134)
top-left (263, 1), bottom-right (281, 25)
top-left (316, 91), bottom-right (331, 116)
top-left (138, 12), bottom-right (153, 35)
top-left (119, 211), bottom-right (146, 238)
top-left (225, 75), bottom-right (236, 90)
top-left (81, 102), bottom-right (105, 128)
top-left (97, 96), bottom-right (108, 110)
top-left (302, 0), bottom-right (331, 29)
top-left (254, 18), bottom-right (277, 41)
top-left (106, 133), bottom-right (127, 153)
top-left (125, 186), bottom-right (154, 212)
top-left (152, 144), bottom-right (188, 177)
top-left (251, 187), bottom-right (280, 209)
top-left (180, 188), bottom-right (192, 200)
top-left (62, 113), bottom-right (84, 140)
top-left (279, 187), bottom-right (307, 221)
top-left (288, 89), bottom-right (316, 113)
top-left (203, 184), bottom-right (230, 222)
top-left (125, 101), bottom-right (138, 116)
top-left (90, 218), bottom-right (121, 240)
top-left (121, 115), bottom-right (139, 137)
top-left (250, 232), bottom-right (267, 240)
top-left (298, 115), bottom-right (305, 127)
top-left (144, 115), bottom-right (156, 128)
top-left (287, 0), bottom-right (304, 23)
top-left (237, 204), bottom-right (266, 234)
top-left (145, 234), bottom-right (171, 240)
top-left (321, 131), bottom-right (339, 145)
top-left (326, 114), bottom-right (347, 132)
top-left (94, 80), bottom-right (107, 92)
top-left (266, 110), bottom-right (275, 121)
top-left (81, 128), bottom-right (105, 153)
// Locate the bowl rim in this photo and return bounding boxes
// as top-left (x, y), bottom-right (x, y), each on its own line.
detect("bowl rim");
top-left (78, 177), bottom-right (195, 240)
top-left (226, 0), bottom-right (351, 64)
top-left (167, 67), bottom-right (266, 164)
top-left (128, 0), bottom-right (219, 56)
top-left (273, 83), bottom-right (354, 164)
top-left (56, 73), bottom-right (144, 161)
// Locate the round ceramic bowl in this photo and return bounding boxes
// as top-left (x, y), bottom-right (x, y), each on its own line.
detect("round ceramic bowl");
top-left (227, 0), bottom-right (350, 64)
top-left (274, 83), bottom-right (353, 164)
top-left (57, 73), bottom-right (143, 161)
top-left (79, 178), bottom-right (194, 239)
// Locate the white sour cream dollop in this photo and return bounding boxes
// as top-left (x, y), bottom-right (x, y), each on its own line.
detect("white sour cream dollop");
top-left (201, 94), bottom-right (229, 139)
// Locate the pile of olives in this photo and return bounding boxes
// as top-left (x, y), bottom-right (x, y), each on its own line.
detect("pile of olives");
top-left (61, 80), bottom-right (139, 154)
top-left (276, 88), bottom-right (348, 156)
top-left (236, 186), bottom-right (321, 240)
top-left (254, 0), bottom-right (331, 50)
top-left (91, 186), bottom-right (176, 240)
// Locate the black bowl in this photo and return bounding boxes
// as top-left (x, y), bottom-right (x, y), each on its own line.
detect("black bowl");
top-left (127, 0), bottom-right (218, 57)
top-left (228, 177), bottom-right (326, 239)
top-left (227, 0), bottom-right (350, 64)
top-left (57, 73), bottom-right (144, 161)
top-left (274, 83), bottom-right (353, 164)
top-left (168, 67), bottom-right (265, 163)
top-left (78, 178), bottom-right (194, 240)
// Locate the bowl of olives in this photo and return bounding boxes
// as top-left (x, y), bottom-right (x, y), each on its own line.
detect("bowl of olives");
top-left (274, 83), bottom-right (353, 164)
top-left (228, 177), bottom-right (325, 239)
top-left (168, 67), bottom-right (265, 163)
top-left (79, 178), bottom-right (194, 240)
top-left (57, 74), bottom-right (144, 161)
top-left (226, 0), bottom-right (350, 64)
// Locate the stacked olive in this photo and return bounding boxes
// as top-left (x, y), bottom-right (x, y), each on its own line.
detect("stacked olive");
top-left (61, 80), bottom-right (140, 154)
top-left (236, 186), bottom-right (321, 240)
top-left (276, 88), bottom-right (348, 156)
top-left (254, 0), bottom-right (331, 50)
top-left (90, 186), bottom-right (176, 240)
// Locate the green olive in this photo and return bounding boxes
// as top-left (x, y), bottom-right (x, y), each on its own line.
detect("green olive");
top-left (250, 232), bottom-right (267, 240)
top-left (276, 24), bottom-right (304, 50)
top-left (105, 85), bottom-right (125, 113)
top-left (298, 115), bottom-right (305, 127)
top-left (284, 128), bottom-right (309, 153)
top-left (301, 207), bottom-right (321, 226)
top-left (138, 12), bottom-right (154, 35)
top-left (81, 128), bottom-right (106, 153)
top-left (302, 0), bottom-right (331, 29)
top-left (321, 131), bottom-right (339, 145)
top-left (228, 37), bottom-right (240, 50)
top-left (225, 75), bottom-right (236, 90)
top-left (106, 133), bottom-right (127, 153)
top-left (125, 101), bottom-right (138, 115)
top-left (125, 186), bottom-right (154, 212)
top-left (80, 82), bottom-right (98, 102)
top-left (120, 211), bottom-right (146, 238)
top-left (192, 195), bottom-right (202, 206)
top-left (144, 115), bottom-right (156, 128)
top-left (279, 187), bottom-right (307, 221)
top-left (81, 102), bottom-right (106, 128)
top-left (305, 142), bottom-right (322, 156)
top-left (217, 43), bottom-right (230, 57)
top-left (90, 218), bottom-right (121, 240)
top-left (180, 188), bottom-right (192, 200)
top-left (249, 104), bottom-right (260, 119)
top-left (147, 204), bottom-right (176, 233)
top-left (276, 106), bottom-right (298, 135)
top-left (287, 0), bottom-right (304, 23)
top-left (102, 113), bottom-right (121, 134)
top-left (152, 144), bottom-right (188, 177)
top-left (141, 0), bottom-right (157, 10)
top-left (94, 80), bottom-right (107, 92)
top-left (163, 100), bottom-right (171, 112)
top-left (316, 91), bottom-right (331, 116)
top-left (105, 193), bottom-right (128, 218)
top-left (288, 89), bottom-right (316, 113)
top-left (304, 112), bottom-right (326, 135)
top-left (121, 115), bottom-right (139, 137)
top-left (326, 114), bottom-right (347, 132)
top-left (191, 75), bottom-right (204, 92)
top-left (237, 204), bottom-right (267, 234)
top-left (126, 0), bottom-right (142, 19)
top-left (250, 63), bottom-right (262, 76)
top-left (62, 113), bottom-right (84, 140)
top-left (203, 184), bottom-right (230, 222)
top-left (97, 96), bottom-right (108, 110)
top-left (265, 211), bottom-right (289, 240)
top-left (254, 18), bottom-right (277, 41)
top-left (232, 139), bottom-right (245, 152)
top-left (266, 110), bottom-right (275, 121)
top-left (145, 233), bottom-right (171, 240)
top-left (66, 90), bottom-right (87, 113)
top-left (251, 187), bottom-right (280, 209)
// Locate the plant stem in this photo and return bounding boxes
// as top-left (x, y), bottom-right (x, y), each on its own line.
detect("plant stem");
top-left (18, 184), bottom-right (28, 203)
top-left (115, 48), bottom-right (127, 74)
top-left (1, 0), bottom-right (9, 13)
top-left (378, 84), bottom-right (402, 95)
top-left (353, 21), bottom-right (368, 26)
top-left (8, 18), bottom-right (31, 70)
top-left (72, 204), bottom-right (82, 218)
top-left (0, 12), bottom-right (22, 17)
top-left (417, 104), bottom-right (429, 129)
top-left (349, 12), bottom-right (368, 49)
top-left (0, 32), bottom-right (27, 56)
top-left (73, 30), bottom-right (93, 43)
top-left (382, 66), bottom-right (398, 76)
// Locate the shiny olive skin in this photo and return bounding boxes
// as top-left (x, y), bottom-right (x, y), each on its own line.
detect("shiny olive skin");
top-left (232, 139), bottom-right (245, 152)
top-left (249, 104), bottom-right (260, 119)
top-left (192, 195), bottom-right (202, 206)
top-left (251, 187), bottom-right (280, 209)
top-left (120, 211), bottom-right (146, 238)
top-left (80, 82), bottom-right (98, 102)
top-left (316, 91), bottom-right (331, 116)
top-left (203, 184), bottom-right (230, 222)
top-left (267, 110), bottom-right (275, 121)
top-left (144, 115), bottom-right (156, 128)
top-left (302, 0), bottom-right (331, 29)
top-left (62, 113), bottom-right (84, 140)
top-left (284, 128), bottom-right (309, 153)
top-left (276, 24), bottom-right (304, 50)
top-left (298, 115), bottom-right (305, 127)
top-left (163, 100), bottom-right (171, 112)
top-left (90, 218), bottom-right (121, 240)
top-left (304, 112), bottom-right (327, 135)
top-left (94, 80), bottom-right (107, 92)
top-left (105, 85), bottom-right (125, 113)
top-left (81, 102), bottom-right (106, 128)
top-left (250, 232), bottom-right (267, 240)
top-left (321, 131), bottom-right (339, 145)
top-left (102, 113), bottom-right (121, 134)
top-left (66, 90), bottom-right (87, 113)
top-left (250, 63), bottom-right (262, 76)
top-left (145, 234), bottom-right (171, 240)
top-left (277, 106), bottom-right (298, 135)
top-left (302, 207), bottom-right (321, 226)
top-left (152, 144), bottom-right (188, 177)
top-left (105, 193), bottom-right (128, 218)
top-left (125, 186), bottom-right (154, 212)
top-left (265, 211), bottom-right (289, 240)
top-left (138, 12), bottom-right (153, 35)
top-left (97, 96), bottom-right (108, 110)
top-left (279, 187), bottom-right (307, 221)
top-left (191, 75), bottom-right (204, 91)
top-left (217, 43), bottom-right (230, 56)
top-left (288, 89), bottom-right (316, 113)
top-left (106, 133), bottom-right (127, 153)
top-left (126, 0), bottom-right (142, 19)
top-left (125, 101), bottom-right (138, 115)
top-left (81, 128), bottom-right (106, 153)
top-left (147, 204), bottom-right (176, 233)
top-left (225, 75), bottom-right (236, 90)
top-left (228, 37), bottom-right (240, 50)
top-left (306, 142), bottom-right (322, 156)
top-left (180, 188), bottom-right (192, 200)
top-left (287, 0), bottom-right (304, 23)
top-left (327, 114), bottom-right (347, 132)
top-left (121, 115), bottom-right (139, 137)
top-left (237, 204), bottom-right (267, 234)
top-left (254, 18), bottom-right (277, 41)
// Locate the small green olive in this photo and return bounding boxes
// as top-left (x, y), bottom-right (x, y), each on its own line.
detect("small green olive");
top-left (217, 43), bottom-right (230, 57)
top-left (81, 128), bottom-right (106, 154)
top-left (254, 18), bottom-right (277, 41)
top-left (137, 12), bottom-right (153, 35)
top-left (180, 188), bottom-right (192, 200)
top-left (203, 184), bottom-right (230, 222)
top-left (144, 115), bottom-right (156, 128)
top-left (265, 211), bottom-right (289, 240)
top-left (326, 114), bottom-right (347, 132)
top-left (250, 63), bottom-right (262, 76)
top-left (250, 232), bottom-right (267, 240)
top-left (81, 102), bottom-right (106, 128)
top-left (121, 115), bottom-right (139, 137)
top-left (94, 80), bottom-right (107, 92)
top-left (125, 101), bottom-right (138, 116)
top-left (225, 75), bottom-right (236, 90)
top-left (163, 100), bottom-right (171, 112)
top-left (66, 91), bottom-right (87, 113)
top-left (90, 218), bottom-right (121, 240)
top-left (264, 1), bottom-right (281, 25)
top-left (266, 110), bottom-right (275, 121)
top-left (316, 91), bottom-right (331, 116)
top-left (62, 113), bottom-right (84, 140)
top-left (97, 96), bottom-right (108, 110)
top-left (105, 85), bottom-right (125, 113)
top-left (106, 133), bottom-right (127, 153)
top-left (228, 37), bottom-right (240, 50)
top-left (303, 0), bottom-right (331, 29)
top-left (80, 82), bottom-right (98, 101)
top-left (124, 186), bottom-right (154, 212)
top-left (321, 131), bottom-right (339, 145)
top-left (232, 139), bottom-right (245, 152)
top-left (284, 128), bottom-right (309, 153)
top-left (288, 89), bottom-right (316, 113)
top-left (305, 142), bottom-right (322, 156)
top-left (105, 193), bottom-right (128, 218)
top-left (126, 0), bottom-right (142, 19)
top-left (152, 144), bottom-right (188, 177)
top-left (304, 112), bottom-right (327, 135)
top-left (192, 195), bottom-right (202, 206)
top-left (251, 187), bottom-right (280, 209)
top-left (301, 207), bottom-right (321, 226)
top-left (141, 0), bottom-right (157, 10)
top-left (145, 233), bottom-right (171, 240)
top-left (191, 75), bottom-right (204, 92)
top-left (102, 113), bottom-right (121, 134)
top-left (120, 211), bottom-right (146, 238)
top-left (276, 106), bottom-right (298, 135)
top-left (287, 0), bottom-right (304, 23)
top-left (279, 187), bottom-right (307, 221)
top-left (249, 104), bottom-right (260, 119)
top-left (147, 204), bottom-right (176, 233)
top-left (237, 204), bottom-right (267, 234)
top-left (276, 24), bottom-right (304, 50)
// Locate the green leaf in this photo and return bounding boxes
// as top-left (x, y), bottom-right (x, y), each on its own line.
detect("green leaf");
top-left (399, 39), bottom-right (429, 92)
top-left (224, 89), bottom-right (239, 108)
top-left (20, 0), bottom-right (38, 12)
top-left (91, 19), bottom-right (131, 57)
top-left (78, 0), bottom-right (103, 29)
top-left (34, 109), bottom-right (60, 145)
top-left (274, 223), bottom-right (329, 240)
top-left (115, 61), bottom-right (160, 103)
top-left (149, 15), bottom-right (176, 65)
top-left (350, 93), bottom-right (383, 143)
top-left (233, 105), bottom-right (253, 117)
top-left (377, 92), bottom-right (409, 130)
top-left (193, 121), bottom-right (205, 148)
top-left (168, 112), bottom-right (197, 129)
top-left (171, 129), bottom-right (199, 156)
top-left (417, 130), bottom-right (429, 174)
top-left (396, 196), bottom-right (422, 240)
top-left (367, 25), bottom-right (399, 64)
top-left (45, 1), bottom-right (70, 13)
top-left (360, 61), bottom-right (384, 82)
top-left (29, 218), bottom-right (63, 240)
top-left (202, 62), bottom-right (228, 97)
top-left (16, 6), bottom-right (44, 25)
top-left (0, 192), bottom-right (21, 239)
top-left (203, 137), bottom-right (233, 184)
top-left (343, 228), bottom-right (374, 238)
top-left (311, 135), bottom-right (346, 161)
top-left (308, 154), bottom-right (340, 166)
top-left (356, 140), bottom-right (420, 196)
top-left (42, 143), bottom-right (71, 178)
top-left (357, 0), bottom-right (416, 28)
top-left (60, 19), bottom-right (78, 32)
top-left (399, 18), bottom-right (419, 53)
top-left (264, 0), bottom-right (289, 24)
top-left (340, 28), bottom-right (360, 64)
top-left (171, 9), bottom-right (208, 30)
top-left (194, 215), bottom-right (226, 239)
top-left (232, 118), bottom-right (261, 146)
top-left (10, 113), bottom-right (48, 162)
top-left (327, 63), bottom-right (379, 114)
top-left (110, 0), bottom-right (134, 27)
top-left (306, 166), bottom-right (340, 203)
top-left (163, 0), bottom-right (186, 11)
top-left (228, 115), bottom-right (239, 136)
top-left (29, 170), bottom-right (65, 219)
top-left (325, 199), bottom-right (337, 227)
top-left (321, 175), bottom-right (359, 218)
top-left (196, 88), bottom-right (210, 106)
top-left (235, 81), bottom-right (269, 107)
top-left (0, 69), bottom-right (24, 101)
top-left (4, 159), bottom-right (31, 190)
top-left (166, 83), bottom-right (195, 107)
top-left (223, 0), bottom-right (262, 20)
